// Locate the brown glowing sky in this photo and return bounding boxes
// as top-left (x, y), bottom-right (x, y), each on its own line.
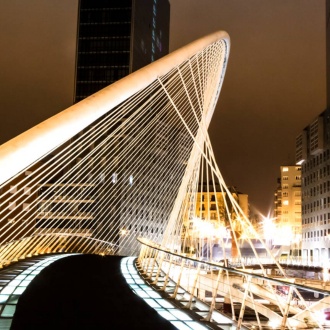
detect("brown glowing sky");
top-left (0, 0), bottom-right (327, 214)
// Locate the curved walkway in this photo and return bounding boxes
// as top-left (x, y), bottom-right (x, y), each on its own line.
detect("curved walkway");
top-left (11, 254), bottom-right (176, 329)
top-left (0, 254), bottom-right (71, 329)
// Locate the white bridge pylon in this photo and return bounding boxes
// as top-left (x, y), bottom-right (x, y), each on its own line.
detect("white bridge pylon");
top-left (0, 31), bottom-right (329, 328)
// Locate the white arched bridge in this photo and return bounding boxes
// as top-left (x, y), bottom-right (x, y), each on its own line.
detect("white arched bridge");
top-left (0, 31), bottom-right (329, 329)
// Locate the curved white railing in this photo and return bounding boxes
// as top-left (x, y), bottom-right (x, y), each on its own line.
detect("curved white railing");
top-left (138, 238), bottom-right (330, 329)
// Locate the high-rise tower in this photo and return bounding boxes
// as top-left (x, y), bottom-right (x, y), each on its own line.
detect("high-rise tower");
top-left (273, 166), bottom-right (302, 254)
top-left (74, 0), bottom-right (170, 102)
top-left (295, 109), bottom-right (330, 263)
top-left (296, 2), bottom-right (330, 263)
top-left (70, 0), bottom-right (171, 255)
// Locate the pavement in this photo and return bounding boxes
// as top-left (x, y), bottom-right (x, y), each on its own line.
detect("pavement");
top-left (11, 254), bottom-right (176, 330)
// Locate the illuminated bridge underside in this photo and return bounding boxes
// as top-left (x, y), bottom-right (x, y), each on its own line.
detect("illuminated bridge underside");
top-left (0, 31), bottom-right (329, 328)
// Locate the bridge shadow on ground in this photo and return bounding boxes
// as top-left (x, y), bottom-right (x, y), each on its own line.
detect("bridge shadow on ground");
top-left (11, 254), bottom-right (176, 330)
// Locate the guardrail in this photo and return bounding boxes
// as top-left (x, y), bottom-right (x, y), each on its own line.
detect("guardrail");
top-left (137, 238), bottom-right (330, 330)
top-left (229, 256), bottom-right (330, 269)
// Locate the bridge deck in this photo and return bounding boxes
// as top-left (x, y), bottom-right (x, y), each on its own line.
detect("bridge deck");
top-left (10, 255), bottom-right (176, 330)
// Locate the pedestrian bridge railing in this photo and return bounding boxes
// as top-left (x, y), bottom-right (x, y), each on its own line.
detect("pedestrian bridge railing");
top-left (137, 238), bottom-right (330, 330)
top-left (229, 256), bottom-right (330, 270)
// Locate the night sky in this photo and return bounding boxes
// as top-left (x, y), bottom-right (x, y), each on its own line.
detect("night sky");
top-left (0, 0), bottom-right (327, 215)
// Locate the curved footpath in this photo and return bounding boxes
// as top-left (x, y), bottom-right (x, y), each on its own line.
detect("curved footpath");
top-left (11, 255), bottom-right (176, 330)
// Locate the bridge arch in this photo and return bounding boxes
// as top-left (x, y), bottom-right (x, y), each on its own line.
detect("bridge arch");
top-left (0, 31), bottom-right (229, 259)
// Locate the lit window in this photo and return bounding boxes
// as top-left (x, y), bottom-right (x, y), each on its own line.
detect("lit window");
top-left (283, 200), bottom-right (289, 206)
top-left (112, 173), bottom-right (117, 184)
top-left (24, 187), bottom-right (31, 195)
top-left (129, 175), bottom-right (134, 186)
top-left (99, 173), bottom-right (105, 183)
top-left (8, 202), bottom-right (16, 210)
top-left (120, 228), bottom-right (128, 236)
top-left (9, 185), bottom-right (17, 194)
top-left (282, 167), bottom-right (289, 172)
top-left (22, 203), bottom-right (30, 211)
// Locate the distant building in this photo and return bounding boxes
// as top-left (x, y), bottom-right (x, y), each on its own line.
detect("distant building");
top-left (192, 185), bottom-right (248, 225)
top-left (296, 108), bottom-right (330, 262)
top-left (31, 0), bottom-right (170, 254)
top-left (0, 166), bottom-right (39, 249)
top-left (74, 0), bottom-right (170, 254)
top-left (75, 0), bottom-right (170, 102)
top-left (273, 166), bottom-right (302, 254)
top-left (182, 184), bottom-right (250, 257)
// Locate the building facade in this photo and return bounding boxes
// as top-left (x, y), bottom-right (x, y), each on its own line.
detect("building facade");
top-left (74, 0), bottom-right (171, 254)
top-left (31, 0), bottom-right (170, 255)
top-left (296, 108), bottom-right (330, 262)
top-left (273, 166), bottom-right (302, 254)
top-left (192, 185), bottom-right (249, 226)
top-left (182, 184), bottom-right (250, 258)
top-left (75, 0), bottom-right (170, 102)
